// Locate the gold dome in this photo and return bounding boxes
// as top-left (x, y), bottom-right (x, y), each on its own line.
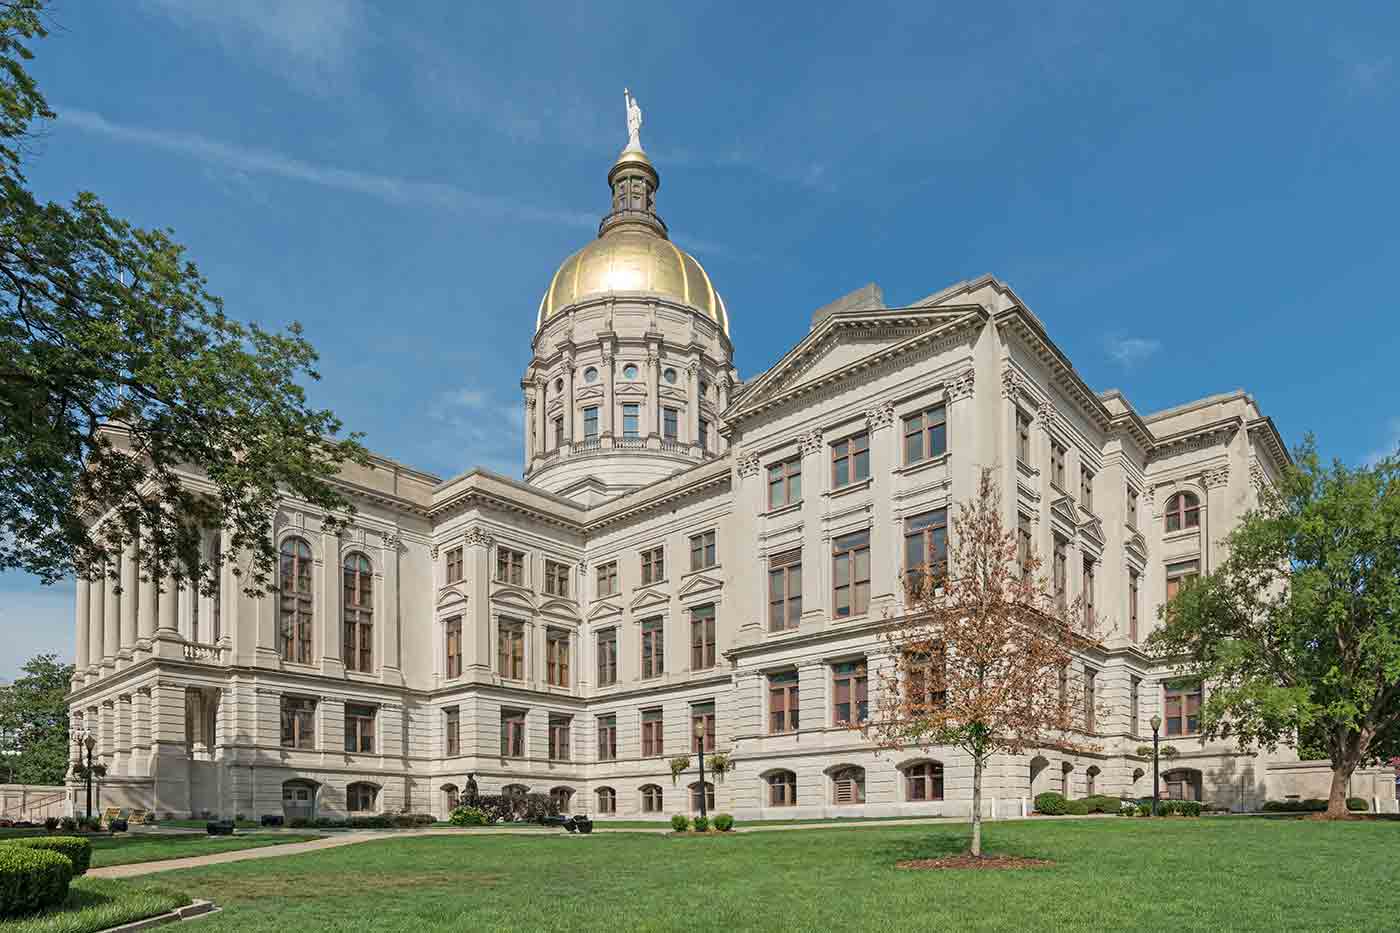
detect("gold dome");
top-left (536, 227), bottom-right (729, 334)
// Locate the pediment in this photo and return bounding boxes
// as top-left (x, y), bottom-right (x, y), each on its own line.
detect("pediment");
top-left (1077, 514), bottom-right (1106, 547)
top-left (490, 585), bottom-right (535, 610)
top-left (586, 599), bottom-right (624, 623)
top-left (678, 573), bottom-right (723, 598)
top-left (436, 587), bottom-right (468, 609)
top-left (576, 385), bottom-right (605, 401)
top-left (615, 382), bottom-right (648, 397)
top-left (538, 598), bottom-right (581, 621)
top-left (629, 587), bottom-right (670, 613)
top-left (1049, 493), bottom-right (1078, 527)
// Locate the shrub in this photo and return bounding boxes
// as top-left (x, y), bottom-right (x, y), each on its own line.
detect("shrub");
top-left (671, 814), bottom-right (690, 832)
top-left (449, 807), bottom-right (488, 827)
top-left (1034, 792), bottom-right (1068, 815)
top-left (0, 846), bottom-right (73, 918)
top-left (412, 813), bottom-right (436, 826)
top-left (287, 817), bottom-right (311, 828)
top-left (43, 818), bottom-right (57, 832)
top-left (1302, 798), bottom-right (1328, 811)
top-left (3, 836), bottom-right (93, 875)
top-left (1157, 799), bottom-right (1202, 817)
top-left (1065, 799), bottom-right (1091, 816)
top-left (1346, 797), bottom-right (1370, 812)
top-left (1077, 795), bottom-right (1119, 814)
top-left (713, 813), bottom-right (734, 832)
top-left (693, 815), bottom-right (710, 832)
top-left (474, 793), bottom-right (559, 825)
top-left (56, 817), bottom-right (75, 832)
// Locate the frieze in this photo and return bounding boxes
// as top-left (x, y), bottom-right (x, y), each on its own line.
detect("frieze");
top-left (865, 400), bottom-right (896, 432)
top-left (736, 453), bottom-right (761, 477)
top-left (798, 429), bottom-right (825, 456)
top-left (464, 527), bottom-right (495, 549)
top-left (1203, 467), bottom-right (1230, 489)
top-left (1038, 399), bottom-right (1060, 432)
top-left (380, 530), bottom-right (403, 552)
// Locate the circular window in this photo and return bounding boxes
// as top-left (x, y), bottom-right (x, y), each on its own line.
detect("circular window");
top-left (623, 364), bottom-right (638, 380)
top-left (663, 367), bottom-right (678, 384)
top-left (584, 367), bottom-right (598, 383)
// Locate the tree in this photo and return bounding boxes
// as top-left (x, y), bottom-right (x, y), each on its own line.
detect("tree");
top-left (0, 0), bottom-right (367, 599)
top-left (1151, 440), bottom-right (1400, 819)
top-left (863, 469), bottom-right (1102, 856)
top-left (0, 653), bottom-right (74, 784)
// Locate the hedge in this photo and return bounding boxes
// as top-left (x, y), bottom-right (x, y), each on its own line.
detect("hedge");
top-left (712, 813), bottom-right (735, 832)
top-left (3, 836), bottom-right (92, 875)
top-left (1034, 792), bottom-right (1068, 815)
top-left (0, 846), bottom-right (73, 918)
top-left (1262, 797), bottom-right (1371, 813)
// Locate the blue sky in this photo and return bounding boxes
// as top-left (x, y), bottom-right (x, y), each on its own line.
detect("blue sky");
top-left (2, 0), bottom-right (1397, 677)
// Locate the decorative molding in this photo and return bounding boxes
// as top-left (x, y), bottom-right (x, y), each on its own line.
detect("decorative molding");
top-left (1203, 467), bottom-right (1230, 489)
top-left (948, 367), bottom-right (975, 401)
top-left (380, 530), bottom-right (402, 552)
top-left (1000, 365), bottom-right (1024, 401)
top-left (464, 527), bottom-right (495, 549)
top-left (865, 400), bottom-right (896, 432)
top-left (736, 453), bottom-right (761, 478)
top-left (429, 545), bottom-right (439, 560)
top-left (1038, 399), bottom-right (1060, 432)
top-left (1249, 459), bottom-right (1268, 492)
top-left (798, 429), bottom-right (824, 456)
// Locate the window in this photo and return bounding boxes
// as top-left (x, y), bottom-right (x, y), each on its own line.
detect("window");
top-left (832, 530), bottom-right (871, 618)
top-left (544, 560), bottom-right (570, 597)
top-left (596, 628), bottom-right (618, 686)
top-left (689, 530), bottom-right (717, 571)
top-left (832, 767), bottom-right (865, 805)
top-left (767, 770), bottom-right (797, 807)
top-left (1017, 514), bottom-right (1033, 577)
top-left (1016, 409), bottom-right (1032, 464)
top-left (1130, 676), bottom-right (1141, 737)
top-left (641, 784), bottom-right (664, 813)
top-left (500, 709), bottom-right (526, 757)
top-left (903, 510), bottom-right (948, 593)
top-left (903, 405), bottom-right (947, 464)
top-left (278, 537), bottom-right (314, 664)
top-left (663, 367), bottom-right (678, 384)
top-left (445, 616), bottom-right (462, 679)
top-left (548, 714), bottom-right (571, 761)
top-left (344, 704), bottom-right (375, 753)
top-left (446, 546), bottom-right (463, 584)
top-left (209, 536), bottom-right (222, 641)
top-left (691, 701), bottom-right (715, 753)
top-left (280, 697), bottom-right (315, 749)
top-left (662, 406), bottom-right (679, 441)
top-left (445, 707), bottom-right (460, 757)
top-left (346, 782), bottom-right (377, 813)
top-left (698, 418), bottom-right (710, 451)
top-left (1084, 668), bottom-right (1097, 732)
top-left (622, 403), bottom-right (640, 438)
top-left (906, 762), bottom-right (944, 801)
top-left (1164, 683), bottom-right (1202, 736)
top-left (552, 415), bottom-right (564, 448)
top-left (498, 620), bottom-right (525, 680)
top-left (583, 406), bottom-right (599, 439)
top-left (1082, 556), bottom-right (1096, 627)
top-left (1165, 492), bottom-right (1201, 531)
top-left (905, 648), bottom-right (947, 711)
top-left (832, 660), bottom-right (868, 724)
top-left (496, 547), bottom-right (525, 585)
top-left (343, 553), bottom-right (373, 673)
top-left (689, 604), bottom-right (716, 670)
top-left (623, 364), bottom-right (639, 380)
top-left (641, 709), bottom-right (663, 757)
top-left (641, 546), bottom-right (665, 585)
top-left (550, 787), bottom-right (574, 813)
top-left (1163, 768), bottom-right (1201, 801)
top-left (1053, 537), bottom-right (1068, 609)
top-left (767, 550), bottom-right (802, 632)
top-left (769, 670), bottom-right (799, 733)
top-left (641, 618), bottom-right (665, 678)
top-left (596, 787), bottom-right (616, 814)
top-left (832, 431), bottom-right (870, 487)
top-left (1129, 571), bottom-right (1140, 642)
top-left (546, 629), bottom-right (569, 687)
top-left (1051, 440), bottom-right (1067, 489)
top-left (1165, 559), bottom-right (1200, 603)
top-left (1127, 486), bottom-right (1139, 528)
top-left (767, 458), bottom-right (802, 510)
top-left (1080, 468), bottom-right (1094, 511)
top-left (596, 560), bottom-right (618, 597)
top-left (584, 366), bottom-right (598, 384)
top-left (690, 781), bottom-right (715, 812)
top-left (597, 714), bottom-right (617, 761)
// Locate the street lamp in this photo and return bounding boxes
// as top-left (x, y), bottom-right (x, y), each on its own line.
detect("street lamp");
top-left (693, 719), bottom-right (708, 822)
top-left (1149, 714), bottom-right (1163, 817)
top-left (82, 730), bottom-right (97, 821)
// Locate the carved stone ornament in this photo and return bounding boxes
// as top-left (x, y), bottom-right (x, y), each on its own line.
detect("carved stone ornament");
top-left (1000, 366), bottom-right (1023, 400)
top-left (525, 396), bottom-right (536, 411)
top-left (865, 401), bottom-right (896, 432)
top-left (686, 359), bottom-right (700, 375)
top-left (798, 429), bottom-right (825, 456)
top-left (381, 530), bottom-right (402, 552)
top-left (736, 453), bottom-right (761, 477)
top-left (1141, 485), bottom-right (1155, 508)
top-left (429, 545), bottom-right (440, 560)
top-left (948, 367), bottom-right (975, 401)
top-left (1038, 399), bottom-right (1059, 431)
top-left (464, 527), bottom-right (495, 549)
top-left (1249, 460), bottom-right (1268, 492)
top-left (1204, 466), bottom-right (1230, 489)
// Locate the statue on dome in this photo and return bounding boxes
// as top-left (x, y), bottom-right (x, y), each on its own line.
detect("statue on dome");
top-left (624, 87), bottom-right (643, 149)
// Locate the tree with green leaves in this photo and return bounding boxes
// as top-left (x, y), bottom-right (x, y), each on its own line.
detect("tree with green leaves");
top-left (0, 653), bottom-right (74, 784)
top-left (1151, 440), bottom-right (1400, 818)
top-left (0, 0), bottom-right (367, 599)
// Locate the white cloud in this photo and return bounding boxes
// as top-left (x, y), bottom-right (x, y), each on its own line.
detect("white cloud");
top-left (57, 107), bottom-right (595, 229)
top-left (1105, 336), bottom-right (1162, 367)
top-left (427, 385), bottom-right (523, 478)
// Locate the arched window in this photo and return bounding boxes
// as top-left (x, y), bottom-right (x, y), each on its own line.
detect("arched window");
top-left (279, 538), bottom-right (314, 663)
top-left (831, 767), bottom-right (865, 805)
top-left (346, 782), bottom-right (378, 813)
top-left (442, 784), bottom-right (459, 811)
top-left (550, 787), bottom-right (574, 813)
top-left (905, 761), bottom-right (944, 801)
top-left (640, 784), bottom-right (663, 813)
top-left (343, 552), bottom-right (374, 672)
top-left (766, 770), bottom-right (796, 807)
top-left (690, 781), bottom-right (715, 812)
top-left (596, 786), bottom-right (616, 814)
top-left (1086, 765), bottom-right (1100, 796)
top-left (1165, 492), bottom-right (1201, 532)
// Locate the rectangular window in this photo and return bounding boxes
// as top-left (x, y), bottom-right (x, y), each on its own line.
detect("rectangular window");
top-left (691, 701), bottom-right (716, 753)
top-left (903, 405), bottom-right (947, 464)
top-left (546, 629), bottom-right (569, 687)
top-left (1081, 467), bottom-right (1094, 511)
top-left (1129, 570), bottom-right (1140, 641)
top-left (832, 660), bottom-right (868, 724)
top-left (596, 560), bottom-right (619, 597)
top-left (500, 709), bottom-right (525, 757)
top-left (583, 406), bottom-right (599, 439)
top-left (1127, 486), bottom-right (1139, 528)
top-left (597, 714), bottom-right (617, 760)
top-left (1164, 683), bottom-right (1202, 736)
top-left (903, 510), bottom-right (948, 594)
top-left (641, 618), bottom-right (665, 679)
top-left (768, 550), bottom-right (802, 632)
top-left (1053, 537), bottom-right (1068, 609)
top-left (445, 547), bottom-right (463, 584)
top-left (496, 547), bottom-right (525, 586)
top-left (498, 620), bottom-right (525, 680)
top-left (767, 457), bottom-right (802, 510)
top-left (1016, 409), bottom-right (1032, 464)
top-left (1051, 441), bottom-right (1067, 489)
top-left (280, 697), bottom-right (315, 750)
top-left (905, 648), bottom-right (947, 711)
top-left (832, 529), bottom-right (871, 619)
top-left (344, 704), bottom-right (375, 754)
top-left (1083, 556), bottom-right (1096, 626)
top-left (689, 530), bottom-right (717, 571)
top-left (831, 431), bottom-right (870, 487)
top-left (1165, 559), bottom-right (1200, 603)
top-left (689, 604), bottom-right (716, 670)
top-left (698, 418), bottom-right (710, 451)
top-left (548, 714), bottom-right (571, 761)
top-left (544, 559), bottom-right (570, 597)
top-left (769, 670), bottom-right (800, 733)
top-left (445, 707), bottom-right (460, 757)
top-left (1017, 515), bottom-right (1033, 577)
top-left (641, 708), bottom-right (663, 757)
top-left (662, 406), bottom-right (679, 441)
top-left (641, 546), bottom-right (665, 585)
top-left (596, 628), bottom-right (618, 686)
top-left (1084, 668), bottom-right (1097, 732)
top-left (444, 616), bottom-right (462, 679)
top-left (1129, 676), bottom-right (1141, 737)
top-left (553, 415), bottom-right (564, 448)
top-left (622, 403), bottom-right (640, 438)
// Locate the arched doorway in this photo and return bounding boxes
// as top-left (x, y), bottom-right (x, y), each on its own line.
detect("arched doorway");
top-left (1162, 768), bottom-right (1203, 801)
top-left (282, 779), bottom-right (318, 821)
top-left (1029, 756), bottom-right (1050, 796)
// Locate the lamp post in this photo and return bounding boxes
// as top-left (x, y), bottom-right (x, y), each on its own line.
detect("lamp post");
top-left (693, 719), bottom-right (708, 822)
top-left (1150, 714), bottom-right (1162, 817)
top-left (82, 731), bottom-right (97, 821)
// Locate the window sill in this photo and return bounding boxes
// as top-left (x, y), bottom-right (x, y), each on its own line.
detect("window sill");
top-left (636, 579), bottom-right (668, 592)
top-left (1016, 458), bottom-right (1039, 479)
top-left (827, 477), bottom-right (872, 499)
top-left (683, 563), bottom-right (721, 579)
top-left (832, 612), bottom-right (870, 624)
top-left (765, 501), bottom-right (802, 519)
top-left (896, 452), bottom-right (950, 478)
top-left (1162, 528), bottom-right (1202, 545)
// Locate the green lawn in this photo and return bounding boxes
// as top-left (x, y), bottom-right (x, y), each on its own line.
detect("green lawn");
top-left (87, 832), bottom-right (323, 868)
top-left (132, 818), bottom-right (1399, 932)
top-left (5, 878), bottom-right (190, 933)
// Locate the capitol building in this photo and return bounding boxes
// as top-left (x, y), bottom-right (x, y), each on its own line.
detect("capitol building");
top-left (65, 105), bottom-right (1383, 822)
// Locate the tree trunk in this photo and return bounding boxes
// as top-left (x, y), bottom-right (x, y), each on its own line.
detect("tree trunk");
top-left (1326, 762), bottom-right (1354, 819)
top-left (970, 755), bottom-right (983, 857)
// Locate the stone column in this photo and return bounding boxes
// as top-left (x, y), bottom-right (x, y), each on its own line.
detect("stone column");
top-left (149, 681), bottom-right (191, 817)
top-left (466, 530), bottom-right (493, 672)
top-left (601, 347), bottom-right (615, 441)
top-left (563, 351), bottom-right (575, 446)
top-left (89, 572), bottom-right (105, 675)
top-left (686, 359), bottom-right (700, 449)
top-left (717, 374), bottom-right (731, 454)
top-left (137, 532), bottom-right (157, 652)
top-left (523, 390), bottom-right (536, 464)
top-left (646, 349), bottom-right (661, 437)
top-left (119, 537), bottom-right (138, 662)
top-left (131, 687), bottom-right (152, 777)
top-left (320, 528), bottom-right (343, 674)
top-left (380, 531), bottom-right (403, 683)
top-left (115, 694), bottom-right (133, 776)
top-left (735, 453), bottom-right (765, 645)
top-left (99, 699), bottom-right (115, 761)
top-left (74, 576), bottom-right (91, 681)
top-left (798, 429), bottom-right (826, 630)
top-left (533, 377), bottom-right (548, 457)
top-left (102, 563), bottom-right (119, 669)
top-left (158, 571), bottom-right (179, 635)
top-left (865, 402), bottom-right (896, 607)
